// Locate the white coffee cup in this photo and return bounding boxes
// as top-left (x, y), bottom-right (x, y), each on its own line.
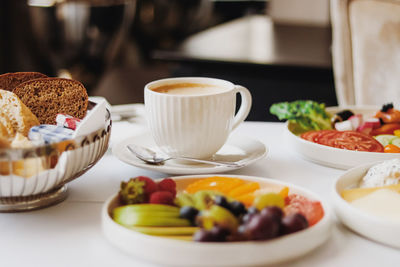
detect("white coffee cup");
top-left (144, 77), bottom-right (252, 159)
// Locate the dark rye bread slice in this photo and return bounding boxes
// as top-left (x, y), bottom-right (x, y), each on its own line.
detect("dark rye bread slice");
top-left (0, 72), bottom-right (47, 91)
top-left (13, 78), bottom-right (88, 125)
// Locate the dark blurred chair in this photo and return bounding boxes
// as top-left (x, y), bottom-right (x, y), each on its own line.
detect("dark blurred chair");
top-left (131, 0), bottom-right (213, 60)
top-left (0, 0), bottom-right (136, 94)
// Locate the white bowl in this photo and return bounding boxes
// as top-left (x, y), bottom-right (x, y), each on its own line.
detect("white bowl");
top-left (332, 162), bottom-right (400, 248)
top-left (102, 175), bottom-right (332, 266)
top-left (286, 105), bottom-right (400, 169)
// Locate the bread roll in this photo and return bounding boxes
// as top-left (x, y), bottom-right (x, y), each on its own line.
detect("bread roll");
top-left (13, 78), bottom-right (88, 124)
top-left (0, 89), bottom-right (40, 137)
top-left (0, 72), bottom-right (47, 91)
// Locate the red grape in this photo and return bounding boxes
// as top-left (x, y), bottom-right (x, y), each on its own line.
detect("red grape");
top-left (281, 213), bottom-right (309, 235)
top-left (243, 213), bottom-right (280, 241)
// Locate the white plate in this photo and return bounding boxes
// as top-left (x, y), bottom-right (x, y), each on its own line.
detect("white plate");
top-left (112, 132), bottom-right (267, 174)
top-left (102, 175), bottom-right (332, 266)
top-left (332, 162), bottom-right (400, 248)
top-left (286, 105), bottom-right (400, 169)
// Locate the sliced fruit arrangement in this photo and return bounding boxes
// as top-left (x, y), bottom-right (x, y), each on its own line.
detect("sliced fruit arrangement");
top-left (112, 176), bottom-right (325, 242)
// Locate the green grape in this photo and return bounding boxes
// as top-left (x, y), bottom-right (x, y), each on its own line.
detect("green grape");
top-left (193, 190), bottom-right (221, 210)
top-left (253, 193), bottom-right (284, 210)
top-left (197, 205), bottom-right (238, 232)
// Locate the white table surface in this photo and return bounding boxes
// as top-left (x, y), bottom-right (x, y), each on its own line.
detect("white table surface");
top-left (1, 119), bottom-right (399, 267)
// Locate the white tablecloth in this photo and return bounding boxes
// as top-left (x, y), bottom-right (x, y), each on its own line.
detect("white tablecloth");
top-left (1, 120), bottom-right (399, 267)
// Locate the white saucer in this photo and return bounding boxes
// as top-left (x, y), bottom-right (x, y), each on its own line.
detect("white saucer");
top-left (112, 132), bottom-right (267, 174)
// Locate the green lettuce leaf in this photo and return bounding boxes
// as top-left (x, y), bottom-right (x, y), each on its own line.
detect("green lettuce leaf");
top-left (270, 100), bottom-right (332, 133)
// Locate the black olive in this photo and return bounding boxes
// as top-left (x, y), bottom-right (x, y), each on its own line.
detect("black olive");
top-left (336, 110), bottom-right (354, 121)
top-left (381, 103), bottom-right (393, 112)
top-left (331, 110), bottom-right (354, 125)
top-left (331, 114), bottom-right (342, 125)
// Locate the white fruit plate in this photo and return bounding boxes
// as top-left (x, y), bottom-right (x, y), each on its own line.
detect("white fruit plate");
top-left (286, 106), bottom-right (400, 169)
top-left (102, 175), bottom-right (332, 266)
top-left (332, 162), bottom-right (400, 248)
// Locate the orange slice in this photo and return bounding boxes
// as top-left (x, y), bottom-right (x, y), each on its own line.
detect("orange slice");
top-left (235, 193), bottom-right (256, 207)
top-left (185, 176), bottom-right (245, 194)
top-left (279, 186), bottom-right (289, 199)
top-left (218, 179), bottom-right (246, 194)
top-left (227, 182), bottom-right (260, 198)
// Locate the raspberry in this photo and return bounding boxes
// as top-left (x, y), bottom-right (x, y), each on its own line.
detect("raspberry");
top-left (137, 176), bottom-right (158, 196)
top-left (149, 191), bottom-right (175, 205)
top-left (158, 178), bottom-right (176, 196)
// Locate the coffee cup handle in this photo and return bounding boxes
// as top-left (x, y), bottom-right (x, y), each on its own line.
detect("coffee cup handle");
top-left (232, 85), bottom-right (252, 130)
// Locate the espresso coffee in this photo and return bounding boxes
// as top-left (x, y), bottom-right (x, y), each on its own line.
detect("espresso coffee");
top-left (151, 83), bottom-right (228, 96)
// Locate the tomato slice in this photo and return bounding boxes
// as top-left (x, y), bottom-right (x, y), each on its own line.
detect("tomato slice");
top-left (300, 130), bottom-right (331, 142)
top-left (371, 123), bottom-right (400, 136)
top-left (284, 194), bottom-right (324, 226)
top-left (301, 130), bottom-right (384, 152)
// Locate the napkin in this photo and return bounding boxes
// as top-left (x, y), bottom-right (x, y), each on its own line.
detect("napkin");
top-left (73, 98), bottom-right (107, 137)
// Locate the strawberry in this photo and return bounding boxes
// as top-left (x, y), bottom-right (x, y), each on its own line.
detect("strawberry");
top-left (157, 178), bottom-right (177, 196)
top-left (137, 176), bottom-right (158, 195)
top-left (149, 191), bottom-right (175, 206)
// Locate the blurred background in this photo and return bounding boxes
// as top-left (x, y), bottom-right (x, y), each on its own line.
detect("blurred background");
top-left (0, 0), bottom-right (336, 121)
